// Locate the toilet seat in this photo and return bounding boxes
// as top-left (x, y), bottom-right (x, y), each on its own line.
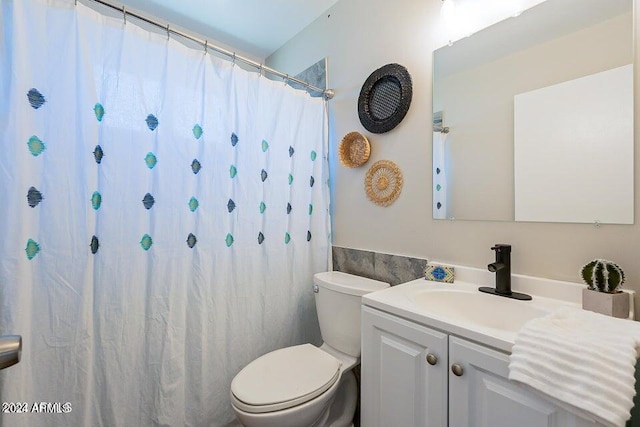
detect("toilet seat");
top-left (231, 344), bottom-right (342, 414)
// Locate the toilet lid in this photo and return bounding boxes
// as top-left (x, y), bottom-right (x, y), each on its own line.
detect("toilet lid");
top-left (231, 344), bottom-right (341, 413)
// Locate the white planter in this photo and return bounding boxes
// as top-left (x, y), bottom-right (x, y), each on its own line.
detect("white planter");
top-left (582, 288), bottom-right (630, 318)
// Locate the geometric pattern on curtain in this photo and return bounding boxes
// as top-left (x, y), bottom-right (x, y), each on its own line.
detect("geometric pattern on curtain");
top-left (0, 1), bottom-right (330, 425)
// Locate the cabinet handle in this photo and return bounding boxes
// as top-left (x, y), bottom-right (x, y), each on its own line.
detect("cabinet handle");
top-left (426, 353), bottom-right (437, 365)
top-left (451, 363), bottom-right (464, 376)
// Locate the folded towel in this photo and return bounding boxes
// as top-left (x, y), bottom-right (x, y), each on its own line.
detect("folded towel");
top-left (509, 307), bottom-right (640, 427)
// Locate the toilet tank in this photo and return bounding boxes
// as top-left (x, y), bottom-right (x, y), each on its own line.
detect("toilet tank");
top-left (313, 272), bottom-right (389, 357)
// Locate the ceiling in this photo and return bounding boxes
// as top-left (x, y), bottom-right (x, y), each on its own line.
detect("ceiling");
top-left (118, 0), bottom-right (340, 60)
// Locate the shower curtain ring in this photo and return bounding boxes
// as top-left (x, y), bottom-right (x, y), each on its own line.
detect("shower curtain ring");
top-left (122, 6), bottom-right (126, 24)
top-left (166, 24), bottom-right (170, 40)
top-left (284, 74), bottom-right (289, 86)
top-left (232, 53), bottom-right (236, 66)
top-left (258, 64), bottom-right (263, 77)
top-left (204, 40), bottom-right (208, 55)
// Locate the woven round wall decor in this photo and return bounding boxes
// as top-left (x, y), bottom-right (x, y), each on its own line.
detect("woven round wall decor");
top-left (365, 160), bottom-right (403, 207)
top-left (358, 63), bottom-right (412, 134)
top-left (338, 132), bottom-right (371, 168)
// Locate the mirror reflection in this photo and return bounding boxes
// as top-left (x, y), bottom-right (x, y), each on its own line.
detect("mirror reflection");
top-left (432, 0), bottom-right (633, 224)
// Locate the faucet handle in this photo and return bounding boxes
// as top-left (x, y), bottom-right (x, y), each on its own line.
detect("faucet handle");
top-left (491, 244), bottom-right (511, 253)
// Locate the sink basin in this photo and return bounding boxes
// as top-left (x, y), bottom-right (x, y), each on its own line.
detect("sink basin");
top-left (362, 265), bottom-right (608, 352)
top-left (411, 289), bottom-right (549, 334)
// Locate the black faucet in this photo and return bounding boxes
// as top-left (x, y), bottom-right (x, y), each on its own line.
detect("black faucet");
top-left (488, 244), bottom-right (511, 295)
top-left (479, 244), bottom-right (532, 301)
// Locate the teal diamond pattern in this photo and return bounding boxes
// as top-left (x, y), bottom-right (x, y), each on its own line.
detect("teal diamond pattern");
top-left (189, 197), bottom-right (199, 212)
top-left (27, 136), bottom-right (46, 156)
top-left (193, 124), bottom-right (203, 139)
top-left (145, 152), bottom-right (157, 169)
top-left (140, 234), bottom-right (153, 251)
top-left (25, 239), bottom-right (40, 260)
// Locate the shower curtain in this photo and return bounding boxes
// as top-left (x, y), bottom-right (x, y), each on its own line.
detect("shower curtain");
top-left (432, 131), bottom-right (448, 219)
top-left (0, 1), bottom-right (330, 426)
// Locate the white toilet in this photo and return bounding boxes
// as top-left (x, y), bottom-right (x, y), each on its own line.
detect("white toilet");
top-left (230, 271), bottom-right (390, 427)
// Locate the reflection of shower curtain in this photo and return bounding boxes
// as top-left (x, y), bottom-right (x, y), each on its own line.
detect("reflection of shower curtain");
top-left (433, 132), bottom-right (448, 219)
top-left (0, 1), bottom-right (330, 426)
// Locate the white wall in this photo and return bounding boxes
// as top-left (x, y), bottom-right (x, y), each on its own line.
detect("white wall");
top-left (266, 0), bottom-right (640, 308)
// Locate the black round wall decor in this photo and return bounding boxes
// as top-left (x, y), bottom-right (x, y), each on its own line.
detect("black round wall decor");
top-left (358, 63), bottom-right (413, 134)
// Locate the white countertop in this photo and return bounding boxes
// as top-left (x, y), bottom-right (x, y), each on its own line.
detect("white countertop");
top-left (361, 263), bottom-right (633, 353)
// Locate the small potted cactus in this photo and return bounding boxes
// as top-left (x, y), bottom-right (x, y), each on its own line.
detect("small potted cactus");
top-left (580, 259), bottom-right (629, 318)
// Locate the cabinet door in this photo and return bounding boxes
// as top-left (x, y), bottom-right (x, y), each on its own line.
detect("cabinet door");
top-left (361, 306), bottom-right (448, 427)
top-left (448, 336), bottom-right (598, 427)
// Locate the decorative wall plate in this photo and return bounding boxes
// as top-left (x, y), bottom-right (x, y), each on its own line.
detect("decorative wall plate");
top-left (358, 64), bottom-right (412, 134)
top-left (338, 132), bottom-right (371, 168)
top-left (365, 160), bottom-right (403, 206)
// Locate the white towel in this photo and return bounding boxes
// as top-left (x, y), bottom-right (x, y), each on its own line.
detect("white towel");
top-left (509, 307), bottom-right (640, 427)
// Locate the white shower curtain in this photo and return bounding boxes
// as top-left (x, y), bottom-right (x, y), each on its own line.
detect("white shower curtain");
top-left (0, 1), bottom-right (330, 425)
top-left (432, 131), bottom-right (448, 219)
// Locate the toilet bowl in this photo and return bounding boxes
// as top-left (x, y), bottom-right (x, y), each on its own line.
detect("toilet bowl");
top-left (230, 272), bottom-right (389, 427)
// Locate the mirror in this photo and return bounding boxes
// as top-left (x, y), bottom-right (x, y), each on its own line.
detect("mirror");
top-left (432, 0), bottom-right (634, 224)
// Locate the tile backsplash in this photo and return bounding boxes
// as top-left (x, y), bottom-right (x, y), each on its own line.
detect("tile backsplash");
top-left (332, 246), bottom-right (427, 286)
top-left (288, 58), bottom-right (326, 97)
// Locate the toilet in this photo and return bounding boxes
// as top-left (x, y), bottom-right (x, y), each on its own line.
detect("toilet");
top-left (230, 271), bottom-right (390, 427)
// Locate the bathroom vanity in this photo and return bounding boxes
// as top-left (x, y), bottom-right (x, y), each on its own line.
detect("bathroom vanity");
top-left (360, 265), bottom-right (635, 427)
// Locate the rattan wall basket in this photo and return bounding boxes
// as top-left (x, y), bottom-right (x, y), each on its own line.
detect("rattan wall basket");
top-left (338, 132), bottom-right (371, 168)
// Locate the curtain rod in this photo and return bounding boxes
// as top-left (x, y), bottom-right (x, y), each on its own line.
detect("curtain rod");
top-left (83, 0), bottom-right (335, 100)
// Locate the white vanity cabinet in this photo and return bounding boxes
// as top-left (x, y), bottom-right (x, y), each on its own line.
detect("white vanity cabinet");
top-left (361, 306), bottom-right (448, 427)
top-left (361, 306), bottom-right (598, 427)
top-left (448, 336), bottom-right (597, 427)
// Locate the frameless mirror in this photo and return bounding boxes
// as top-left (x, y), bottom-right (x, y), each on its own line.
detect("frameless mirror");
top-left (432, 0), bottom-right (634, 224)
